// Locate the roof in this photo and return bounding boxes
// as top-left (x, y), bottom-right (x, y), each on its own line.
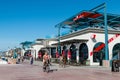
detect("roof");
top-left (36, 38), bottom-right (57, 41)
top-left (20, 41), bottom-right (33, 45)
top-left (55, 10), bottom-right (120, 31)
top-left (52, 39), bottom-right (88, 45)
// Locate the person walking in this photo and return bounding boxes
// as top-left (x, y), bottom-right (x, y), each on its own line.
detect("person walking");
top-left (59, 54), bottom-right (64, 67)
top-left (30, 55), bottom-right (34, 65)
top-left (17, 55), bottom-right (21, 64)
top-left (62, 55), bottom-right (66, 68)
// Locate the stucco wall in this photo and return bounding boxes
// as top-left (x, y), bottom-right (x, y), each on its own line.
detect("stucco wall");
top-left (60, 29), bottom-right (120, 66)
top-left (32, 45), bottom-right (44, 59)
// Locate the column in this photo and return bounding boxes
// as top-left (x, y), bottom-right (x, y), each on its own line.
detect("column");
top-left (61, 46), bottom-right (63, 54)
top-left (76, 43), bottom-right (80, 63)
top-left (49, 48), bottom-right (52, 58)
top-left (67, 44), bottom-right (71, 62)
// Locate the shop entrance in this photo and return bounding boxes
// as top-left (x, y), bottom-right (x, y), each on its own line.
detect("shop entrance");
top-left (112, 43), bottom-right (120, 60)
top-left (70, 44), bottom-right (77, 62)
top-left (93, 42), bottom-right (105, 66)
top-left (62, 46), bottom-right (67, 59)
top-left (79, 43), bottom-right (88, 64)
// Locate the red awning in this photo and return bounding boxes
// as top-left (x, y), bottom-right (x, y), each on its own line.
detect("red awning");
top-left (74, 12), bottom-right (102, 21)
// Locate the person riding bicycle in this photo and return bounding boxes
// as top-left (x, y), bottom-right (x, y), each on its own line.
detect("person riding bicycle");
top-left (43, 52), bottom-right (50, 71)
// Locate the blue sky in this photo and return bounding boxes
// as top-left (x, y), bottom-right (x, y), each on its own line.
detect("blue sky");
top-left (0, 0), bottom-right (119, 51)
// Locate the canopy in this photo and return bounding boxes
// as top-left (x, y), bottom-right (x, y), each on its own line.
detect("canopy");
top-left (55, 10), bottom-right (120, 30)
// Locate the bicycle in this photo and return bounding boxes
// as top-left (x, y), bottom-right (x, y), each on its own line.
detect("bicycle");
top-left (43, 60), bottom-right (50, 73)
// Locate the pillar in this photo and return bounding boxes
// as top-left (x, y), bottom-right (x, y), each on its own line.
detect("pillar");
top-left (76, 43), bottom-right (80, 63)
top-left (67, 44), bottom-right (71, 62)
top-left (49, 48), bottom-right (52, 58)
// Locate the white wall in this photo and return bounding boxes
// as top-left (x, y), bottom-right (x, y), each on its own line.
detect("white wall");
top-left (61, 33), bottom-right (89, 42)
top-left (49, 41), bottom-right (58, 46)
top-left (108, 34), bottom-right (120, 60)
top-left (32, 45), bottom-right (44, 59)
top-left (61, 32), bottom-right (120, 66)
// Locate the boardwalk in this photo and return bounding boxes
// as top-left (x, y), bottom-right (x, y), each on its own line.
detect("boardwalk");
top-left (0, 60), bottom-right (120, 80)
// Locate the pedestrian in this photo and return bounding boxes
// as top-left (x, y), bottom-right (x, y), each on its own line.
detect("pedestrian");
top-left (59, 54), bottom-right (63, 67)
top-left (21, 56), bottom-right (24, 62)
top-left (17, 55), bottom-right (21, 63)
top-left (30, 55), bottom-right (34, 65)
top-left (62, 55), bottom-right (66, 68)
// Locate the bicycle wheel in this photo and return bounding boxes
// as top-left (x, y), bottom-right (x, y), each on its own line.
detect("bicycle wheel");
top-left (46, 65), bottom-right (50, 73)
top-left (43, 66), bottom-right (46, 72)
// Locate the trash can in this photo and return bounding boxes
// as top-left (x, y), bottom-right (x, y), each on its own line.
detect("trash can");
top-left (99, 59), bottom-right (102, 66)
top-left (111, 60), bottom-right (119, 72)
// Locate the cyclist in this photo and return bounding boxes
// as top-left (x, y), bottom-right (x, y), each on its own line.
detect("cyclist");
top-left (43, 52), bottom-right (50, 72)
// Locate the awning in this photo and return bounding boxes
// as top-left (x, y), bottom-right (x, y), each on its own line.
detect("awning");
top-left (52, 39), bottom-right (88, 46)
top-left (56, 10), bottom-right (120, 30)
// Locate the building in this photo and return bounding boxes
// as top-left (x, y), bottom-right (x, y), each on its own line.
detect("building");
top-left (54, 10), bottom-right (120, 67)
top-left (31, 38), bottom-right (58, 59)
top-left (20, 41), bottom-right (34, 58)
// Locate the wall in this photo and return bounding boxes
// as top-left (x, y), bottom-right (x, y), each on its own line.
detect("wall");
top-left (60, 28), bottom-right (120, 66)
top-left (32, 45), bottom-right (44, 59)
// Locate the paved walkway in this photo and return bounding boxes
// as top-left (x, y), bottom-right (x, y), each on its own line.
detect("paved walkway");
top-left (30, 59), bottom-right (111, 70)
top-left (0, 59), bottom-right (119, 80)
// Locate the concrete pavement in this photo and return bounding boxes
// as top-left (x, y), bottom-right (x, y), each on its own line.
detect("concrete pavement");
top-left (0, 59), bottom-right (120, 80)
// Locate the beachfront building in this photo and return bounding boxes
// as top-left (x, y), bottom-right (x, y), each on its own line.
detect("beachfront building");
top-left (30, 39), bottom-right (44, 60)
top-left (20, 39), bottom-right (58, 60)
top-left (20, 41), bottom-right (34, 57)
top-left (31, 38), bottom-right (58, 59)
top-left (54, 10), bottom-right (120, 66)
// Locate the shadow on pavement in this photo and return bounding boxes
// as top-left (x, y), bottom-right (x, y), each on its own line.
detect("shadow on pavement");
top-left (45, 69), bottom-right (58, 73)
